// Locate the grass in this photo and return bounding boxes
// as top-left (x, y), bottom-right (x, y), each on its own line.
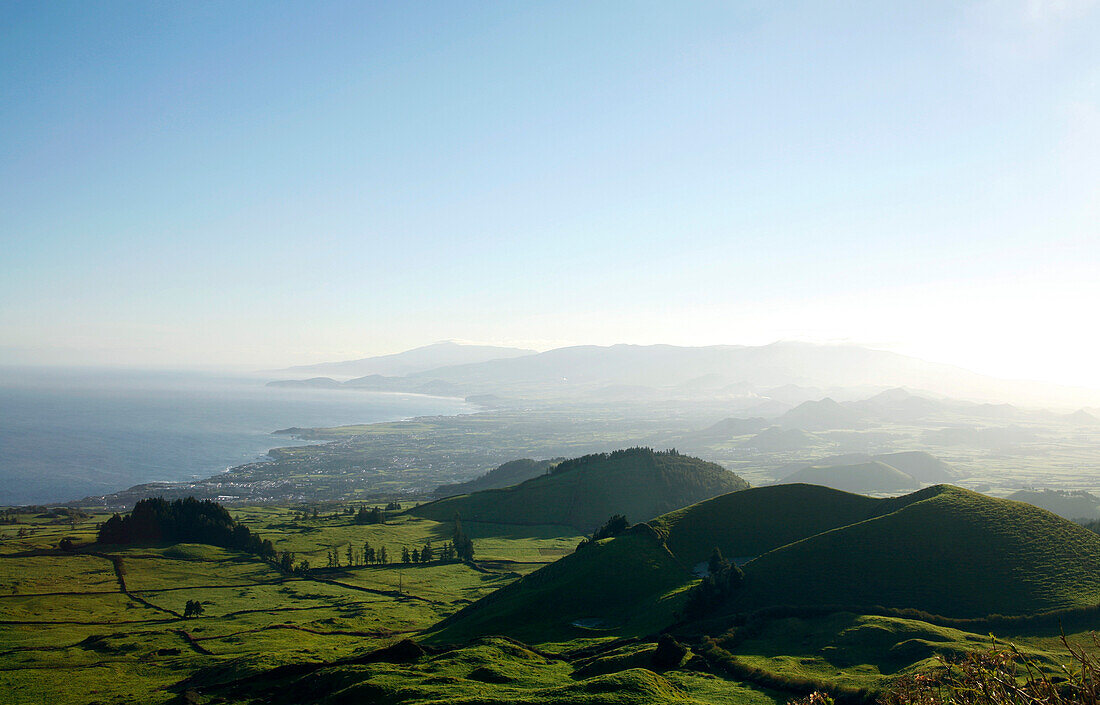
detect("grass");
top-left (192, 636), bottom-right (783, 705)
top-left (0, 505), bottom-right (585, 704)
top-left (426, 529), bottom-right (695, 646)
top-left (412, 449), bottom-right (748, 531)
top-left (733, 486), bottom-right (1100, 617)
top-left (649, 484), bottom-right (882, 567)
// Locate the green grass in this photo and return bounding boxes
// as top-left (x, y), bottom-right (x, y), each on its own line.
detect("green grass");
top-left (193, 636), bottom-right (782, 705)
top-left (426, 529), bottom-right (695, 646)
top-left (412, 449), bottom-right (748, 531)
top-left (735, 485), bottom-right (1100, 616)
top-left (649, 484), bottom-right (882, 567)
top-left (0, 506), bottom-right (586, 704)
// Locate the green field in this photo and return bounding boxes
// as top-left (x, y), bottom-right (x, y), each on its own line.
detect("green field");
top-left (7, 482), bottom-right (1100, 704)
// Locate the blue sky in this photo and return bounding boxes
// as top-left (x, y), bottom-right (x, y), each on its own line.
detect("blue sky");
top-left (1, 1), bottom-right (1098, 386)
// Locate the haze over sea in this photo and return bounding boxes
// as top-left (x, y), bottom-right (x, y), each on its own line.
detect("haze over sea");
top-left (0, 368), bottom-right (472, 506)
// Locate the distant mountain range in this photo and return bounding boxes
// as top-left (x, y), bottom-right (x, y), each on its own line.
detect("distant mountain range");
top-left (269, 341), bottom-right (1100, 407)
top-left (274, 341), bottom-right (536, 379)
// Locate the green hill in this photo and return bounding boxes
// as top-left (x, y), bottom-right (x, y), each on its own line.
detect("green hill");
top-left (735, 485), bottom-right (1100, 617)
top-left (1007, 488), bottom-right (1100, 520)
top-left (433, 458), bottom-right (559, 497)
top-left (428, 528), bottom-right (691, 644)
top-left (874, 451), bottom-right (959, 482)
top-left (779, 460), bottom-right (919, 494)
top-left (649, 484), bottom-right (884, 567)
top-left (410, 448), bottom-right (748, 531)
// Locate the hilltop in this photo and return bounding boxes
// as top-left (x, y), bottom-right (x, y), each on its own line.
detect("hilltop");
top-left (410, 448), bottom-right (748, 531)
top-left (777, 398), bottom-right (864, 431)
top-left (434, 484), bottom-right (1100, 644)
top-left (735, 485), bottom-right (1100, 617)
top-left (779, 460), bottom-right (920, 493)
top-left (775, 450), bottom-right (959, 484)
top-left (433, 458), bottom-right (559, 498)
top-left (274, 341), bottom-right (537, 379)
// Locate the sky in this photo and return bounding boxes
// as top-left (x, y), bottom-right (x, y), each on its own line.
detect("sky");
top-left (1, 1), bottom-right (1098, 387)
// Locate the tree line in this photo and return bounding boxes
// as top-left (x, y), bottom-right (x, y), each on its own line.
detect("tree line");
top-left (97, 497), bottom-right (276, 559)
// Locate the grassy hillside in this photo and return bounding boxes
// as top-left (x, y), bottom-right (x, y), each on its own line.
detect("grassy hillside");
top-left (779, 460), bottom-right (919, 493)
top-left (434, 458), bottom-right (558, 497)
top-left (410, 448), bottom-right (748, 531)
top-left (873, 451), bottom-right (959, 482)
top-left (735, 486), bottom-right (1100, 617)
top-left (427, 528), bottom-right (694, 645)
top-left (649, 484), bottom-right (883, 567)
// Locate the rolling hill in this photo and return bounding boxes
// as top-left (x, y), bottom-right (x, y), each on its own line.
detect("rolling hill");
top-left (275, 341), bottom-right (537, 379)
top-left (433, 458), bottom-right (559, 498)
top-left (778, 460), bottom-right (920, 494)
top-left (735, 485), bottom-right (1100, 617)
top-left (433, 484), bottom-right (1100, 644)
top-left (739, 427), bottom-right (824, 451)
top-left (1007, 488), bottom-right (1100, 520)
top-left (409, 448), bottom-right (748, 531)
top-left (775, 451), bottom-right (959, 484)
top-left (777, 398), bottom-right (865, 431)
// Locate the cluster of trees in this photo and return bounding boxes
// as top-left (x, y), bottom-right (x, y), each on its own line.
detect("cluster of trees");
top-left (452, 517), bottom-right (475, 562)
top-left (326, 541), bottom-right (390, 568)
top-left (684, 548), bottom-right (745, 618)
top-left (183, 599), bottom-right (205, 618)
top-left (550, 447), bottom-right (682, 476)
top-left (97, 497), bottom-right (276, 559)
top-left (353, 506), bottom-right (386, 524)
top-left (576, 514), bottom-right (630, 551)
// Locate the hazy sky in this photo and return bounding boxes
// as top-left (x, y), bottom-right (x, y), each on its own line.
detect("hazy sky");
top-left (2, 2), bottom-right (1098, 387)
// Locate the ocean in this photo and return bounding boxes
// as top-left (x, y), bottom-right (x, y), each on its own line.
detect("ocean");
top-left (0, 367), bottom-right (473, 506)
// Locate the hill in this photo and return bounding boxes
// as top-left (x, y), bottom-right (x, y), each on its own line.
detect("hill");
top-left (1007, 488), bottom-right (1100, 520)
top-left (778, 460), bottom-right (919, 494)
top-left (433, 458), bottom-right (559, 498)
top-left (435, 484), bottom-right (1100, 645)
top-left (648, 483), bottom-right (885, 567)
top-left (777, 398), bottom-right (864, 431)
top-left (845, 388), bottom-right (947, 422)
top-left (410, 448), bottom-right (748, 531)
top-left (873, 451), bottom-right (959, 482)
top-left (774, 451), bottom-right (958, 484)
top-left (683, 417), bottom-right (768, 443)
top-left (739, 427), bottom-right (824, 451)
top-left (276, 341), bottom-right (536, 379)
top-left (428, 528), bottom-right (690, 643)
top-left (735, 485), bottom-right (1100, 617)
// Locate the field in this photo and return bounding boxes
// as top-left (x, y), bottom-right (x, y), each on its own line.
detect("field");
top-left (0, 506), bottom-right (585, 704)
top-left (7, 482), bottom-right (1100, 704)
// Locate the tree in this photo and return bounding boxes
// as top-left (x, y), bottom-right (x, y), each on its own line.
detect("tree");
top-left (296, 559), bottom-right (310, 575)
top-left (402, 547), bottom-right (411, 564)
top-left (379, 546), bottom-right (388, 564)
top-left (279, 550), bottom-right (295, 573)
top-left (708, 547), bottom-right (729, 576)
top-left (346, 544), bottom-right (354, 567)
top-left (411, 548), bottom-right (420, 563)
top-left (183, 599), bottom-right (204, 618)
top-left (453, 514), bottom-right (475, 562)
top-left (420, 540), bottom-right (433, 563)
